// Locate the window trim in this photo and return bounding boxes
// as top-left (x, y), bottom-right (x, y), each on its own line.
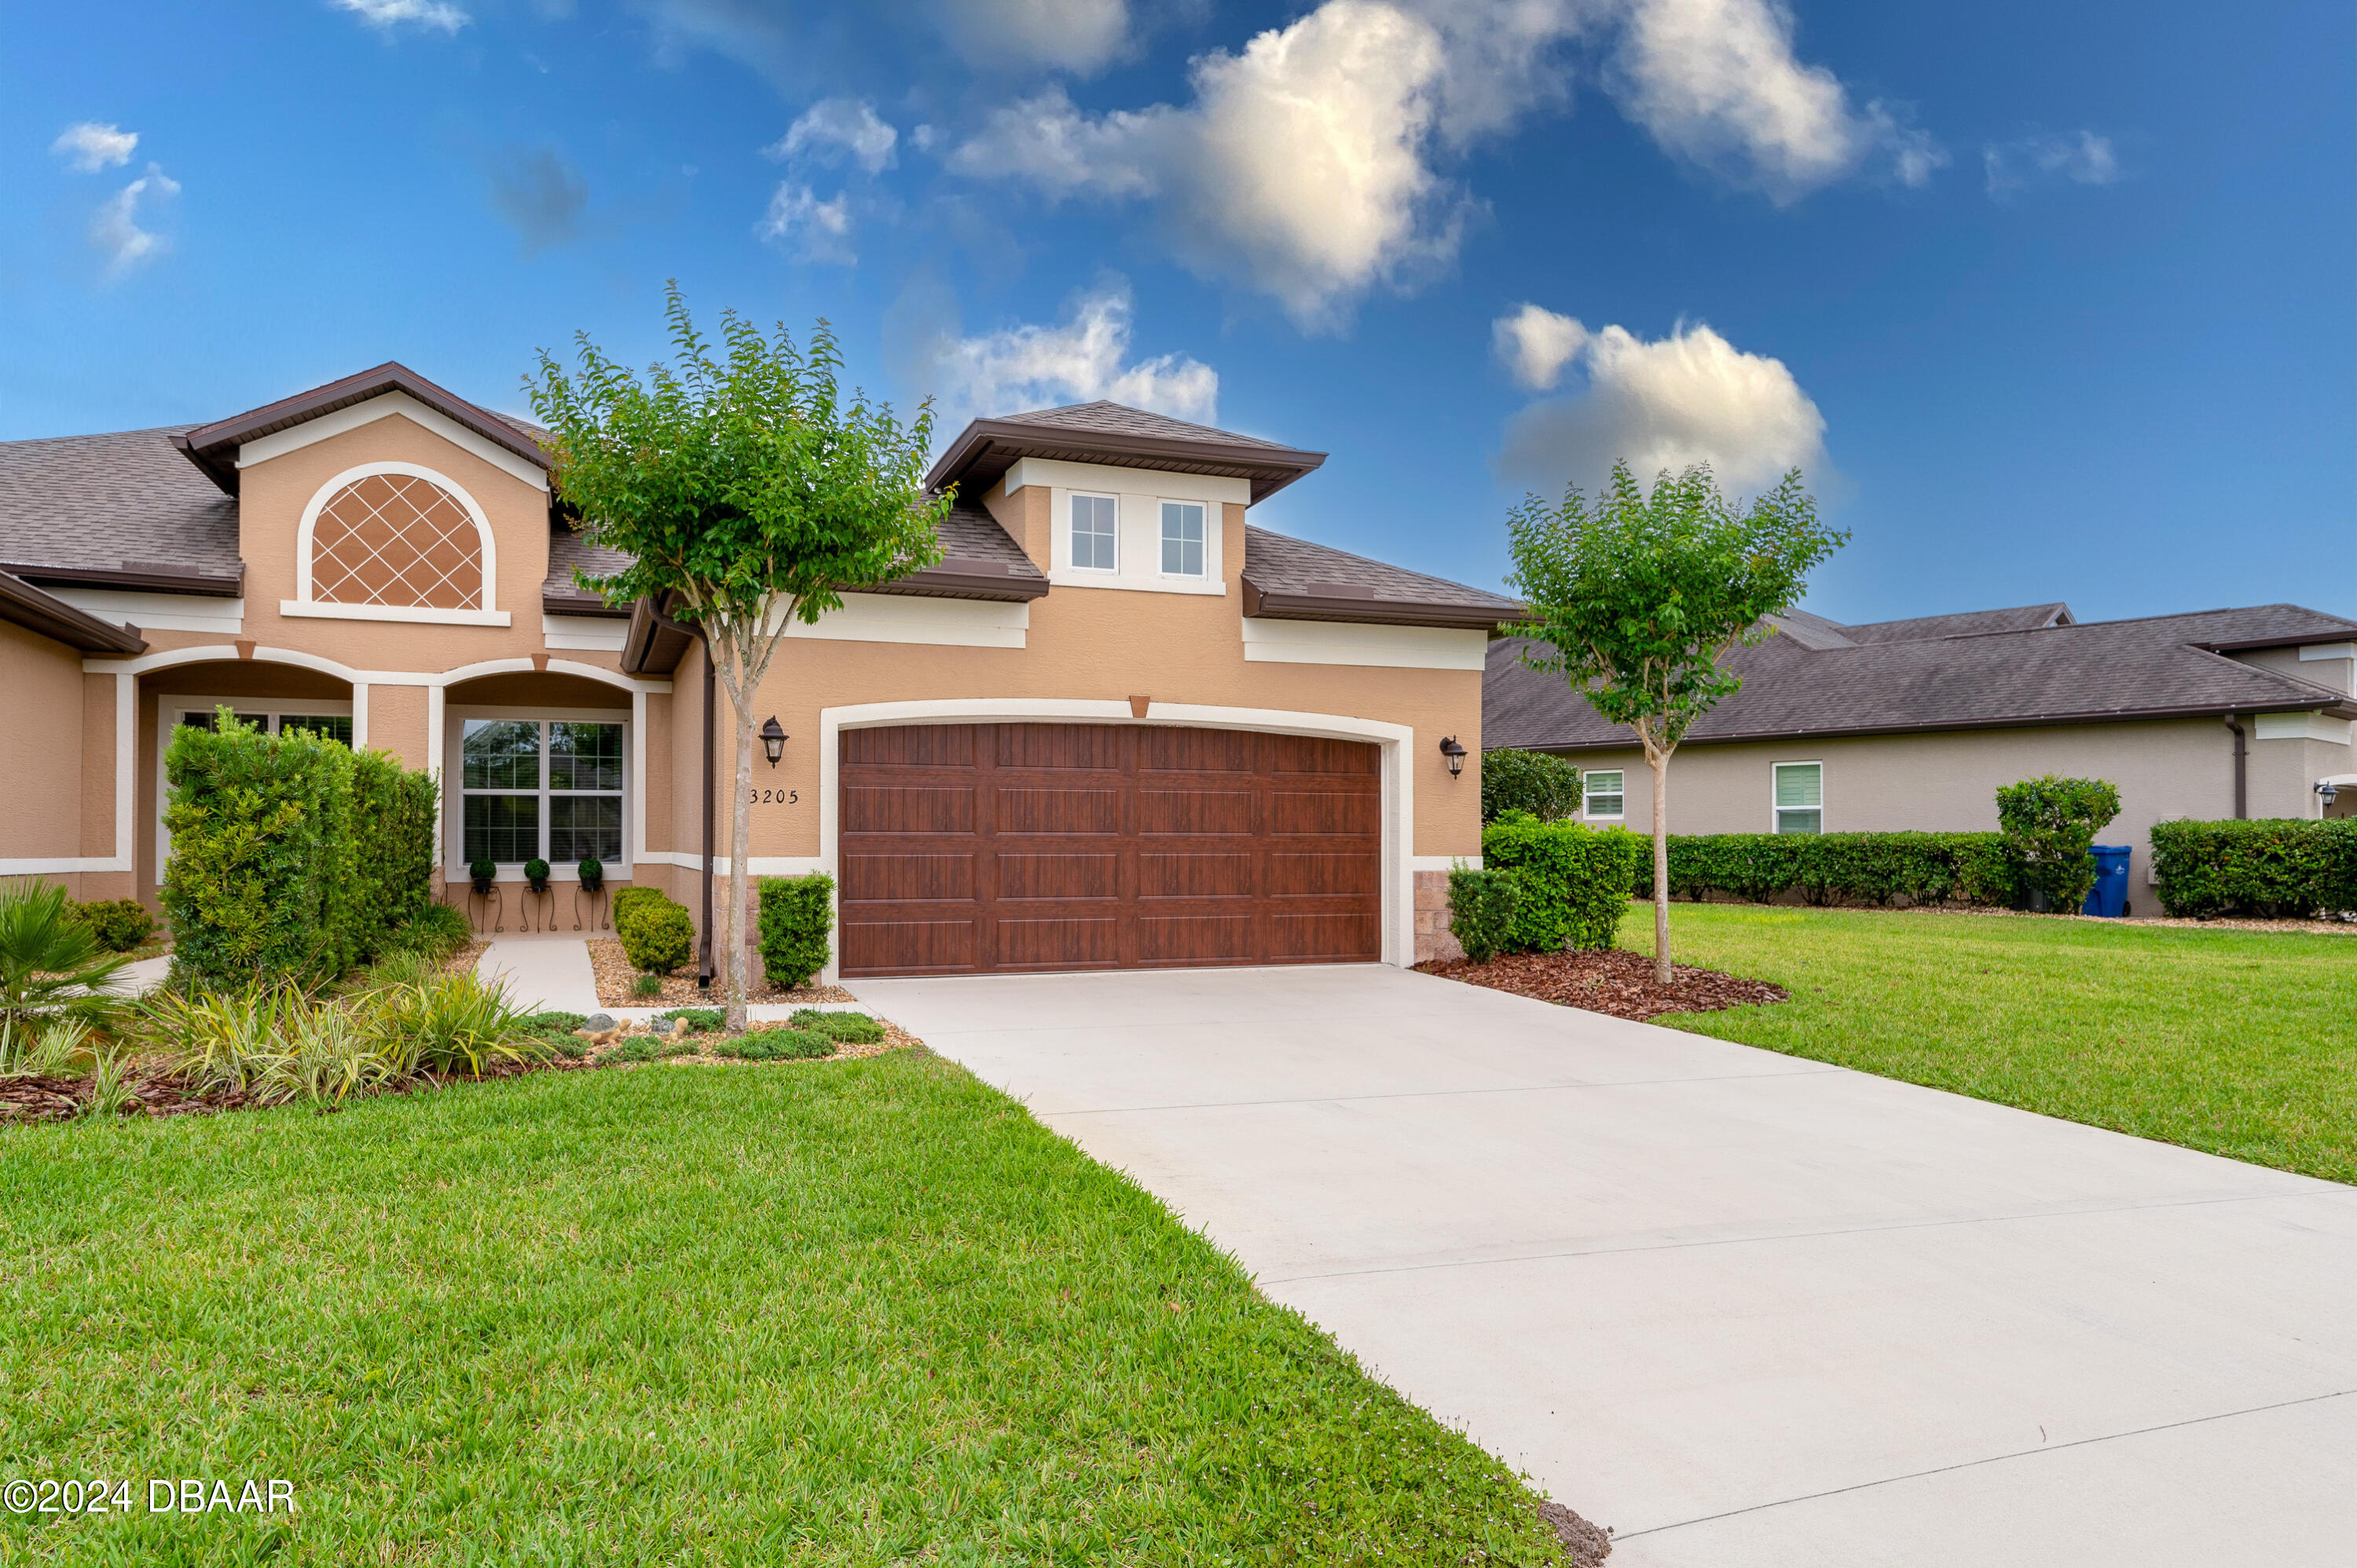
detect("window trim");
top-left (1582, 768), bottom-right (1626, 822)
top-left (1067, 490), bottom-right (1120, 574)
top-left (1771, 760), bottom-right (1825, 835)
top-left (443, 704), bottom-right (631, 878)
top-left (1157, 498), bottom-right (1208, 580)
top-left (154, 698), bottom-right (360, 879)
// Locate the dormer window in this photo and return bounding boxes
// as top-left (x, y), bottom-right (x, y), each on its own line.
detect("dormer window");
top-left (1160, 501), bottom-right (1205, 577)
top-left (1070, 493), bottom-right (1118, 572)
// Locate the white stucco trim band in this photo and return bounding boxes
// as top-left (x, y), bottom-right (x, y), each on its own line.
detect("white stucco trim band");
top-left (811, 698), bottom-right (1417, 982)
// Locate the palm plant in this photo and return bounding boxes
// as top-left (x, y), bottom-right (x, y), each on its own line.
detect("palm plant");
top-left (0, 879), bottom-right (131, 1072)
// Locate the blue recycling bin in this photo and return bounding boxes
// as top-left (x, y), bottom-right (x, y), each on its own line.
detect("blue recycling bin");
top-left (2081, 844), bottom-right (2132, 918)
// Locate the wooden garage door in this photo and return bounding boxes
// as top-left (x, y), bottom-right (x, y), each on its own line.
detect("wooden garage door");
top-left (838, 723), bottom-right (1381, 977)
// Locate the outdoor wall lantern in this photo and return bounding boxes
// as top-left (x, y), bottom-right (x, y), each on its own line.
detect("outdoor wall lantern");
top-left (1439, 735), bottom-right (1468, 778)
top-left (2319, 780), bottom-right (2341, 810)
top-left (761, 716), bottom-right (788, 768)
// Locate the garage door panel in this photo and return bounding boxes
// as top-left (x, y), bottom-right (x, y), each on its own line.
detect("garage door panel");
top-left (841, 852), bottom-right (974, 903)
top-left (996, 915), bottom-right (1121, 969)
top-left (845, 784), bottom-right (973, 834)
top-left (1137, 850), bottom-right (1255, 899)
top-left (1268, 788), bottom-right (1380, 837)
top-left (841, 917), bottom-right (977, 974)
top-left (1137, 787), bottom-right (1253, 836)
top-left (996, 851), bottom-right (1120, 901)
top-left (838, 723), bottom-right (1382, 976)
top-left (1138, 914), bottom-right (1256, 965)
top-left (993, 786), bottom-right (1122, 835)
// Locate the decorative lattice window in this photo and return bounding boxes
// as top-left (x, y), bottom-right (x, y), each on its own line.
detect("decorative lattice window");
top-left (308, 471), bottom-right (483, 610)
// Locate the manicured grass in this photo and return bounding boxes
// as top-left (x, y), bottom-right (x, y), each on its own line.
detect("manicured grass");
top-left (1623, 903), bottom-right (2357, 1185)
top-left (0, 1057), bottom-right (1563, 1565)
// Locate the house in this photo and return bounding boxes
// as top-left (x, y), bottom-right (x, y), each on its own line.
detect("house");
top-left (0, 364), bottom-right (1516, 976)
top-left (1484, 602), bottom-right (2357, 896)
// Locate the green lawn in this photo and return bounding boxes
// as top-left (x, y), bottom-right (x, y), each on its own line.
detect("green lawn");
top-left (1, 1057), bottom-right (1565, 1566)
top-left (1625, 903), bottom-right (2357, 1185)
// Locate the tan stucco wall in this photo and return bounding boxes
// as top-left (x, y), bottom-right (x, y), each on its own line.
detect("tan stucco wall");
top-left (2233, 645), bottom-right (2355, 699)
top-left (0, 621), bottom-right (90, 866)
top-left (1541, 716), bottom-right (2319, 896)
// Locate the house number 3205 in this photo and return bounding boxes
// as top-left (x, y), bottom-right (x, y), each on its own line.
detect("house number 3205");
top-left (749, 788), bottom-right (798, 804)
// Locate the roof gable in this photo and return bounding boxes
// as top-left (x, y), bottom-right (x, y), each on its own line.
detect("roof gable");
top-left (177, 362), bottom-right (550, 495)
top-left (926, 400), bottom-right (1325, 504)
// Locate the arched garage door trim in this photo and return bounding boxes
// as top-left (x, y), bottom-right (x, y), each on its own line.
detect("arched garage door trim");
top-left (816, 698), bottom-right (1413, 980)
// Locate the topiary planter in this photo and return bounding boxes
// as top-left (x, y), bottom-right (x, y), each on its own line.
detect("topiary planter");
top-left (524, 858), bottom-right (551, 895)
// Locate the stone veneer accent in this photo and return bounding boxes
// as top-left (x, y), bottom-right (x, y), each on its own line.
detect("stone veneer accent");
top-left (1413, 870), bottom-right (1464, 965)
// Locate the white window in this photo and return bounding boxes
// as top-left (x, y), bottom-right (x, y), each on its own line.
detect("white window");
top-left (1070, 493), bottom-right (1118, 572)
top-left (1160, 500), bottom-right (1206, 577)
top-left (1583, 769), bottom-right (1625, 819)
top-left (1773, 761), bottom-right (1824, 834)
top-left (172, 706), bottom-right (354, 748)
top-left (460, 719), bottom-right (625, 868)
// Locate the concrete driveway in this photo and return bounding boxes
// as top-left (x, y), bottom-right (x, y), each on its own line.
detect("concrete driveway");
top-left (847, 963), bottom-right (2357, 1568)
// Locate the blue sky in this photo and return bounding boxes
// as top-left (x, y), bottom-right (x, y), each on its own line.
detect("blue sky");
top-left (4, 0), bottom-right (2351, 622)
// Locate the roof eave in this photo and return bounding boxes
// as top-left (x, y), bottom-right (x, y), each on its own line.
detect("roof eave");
top-left (927, 418), bottom-right (1326, 504)
top-left (863, 563), bottom-right (1050, 603)
top-left (177, 363), bottom-right (550, 491)
top-left (1501, 696), bottom-right (2357, 752)
top-left (0, 571), bottom-right (148, 655)
top-left (1244, 577), bottom-right (1517, 632)
top-left (2, 561), bottom-right (245, 598)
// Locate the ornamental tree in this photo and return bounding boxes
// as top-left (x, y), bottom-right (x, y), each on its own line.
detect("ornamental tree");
top-left (1503, 462), bottom-right (1846, 982)
top-left (528, 285), bottom-right (948, 1029)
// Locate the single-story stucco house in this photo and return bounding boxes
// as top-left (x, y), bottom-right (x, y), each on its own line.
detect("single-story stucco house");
top-left (1484, 601), bottom-right (2357, 898)
top-left (0, 363), bottom-right (1517, 978)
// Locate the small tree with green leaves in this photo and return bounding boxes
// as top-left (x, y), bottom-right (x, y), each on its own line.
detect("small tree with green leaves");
top-left (1504, 462), bottom-right (1846, 982)
top-left (529, 286), bottom-right (949, 1029)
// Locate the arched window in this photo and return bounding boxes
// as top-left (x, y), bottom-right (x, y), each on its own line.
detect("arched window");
top-left (287, 462), bottom-right (505, 625)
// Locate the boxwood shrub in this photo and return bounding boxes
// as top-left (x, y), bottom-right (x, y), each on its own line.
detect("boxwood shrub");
top-left (1630, 831), bottom-right (2018, 908)
top-left (1479, 749), bottom-right (1585, 824)
top-left (2150, 819), bottom-right (2357, 918)
top-left (616, 890), bottom-right (696, 975)
top-left (758, 873), bottom-right (835, 990)
top-left (1444, 864), bottom-right (1521, 964)
top-left (1480, 811), bottom-right (1646, 951)
top-left (70, 898), bottom-right (155, 954)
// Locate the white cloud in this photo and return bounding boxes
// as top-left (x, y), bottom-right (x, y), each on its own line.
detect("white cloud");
top-left (1494, 302), bottom-right (1592, 392)
top-left (757, 182), bottom-right (855, 263)
top-left (1606, 0), bottom-right (1941, 200)
top-left (922, 282), bottom-right (1217, 430)
top-left (1984, 130), bottom-right (2119, 198)
top-left (50, 122), bottom-right (138, 173)
top-left (768, 98), bottom-right (898, 174)
top-left (1495, 314), bottom-right (1827, 496)
top-left (940, 0), bottom-right (1132, 75)
top-left (335, 0), bottom-right (471, 31)
top-left (951, 1), bottom-right (1458, 330)
top-left (89, 163), bottom-right (180, 277)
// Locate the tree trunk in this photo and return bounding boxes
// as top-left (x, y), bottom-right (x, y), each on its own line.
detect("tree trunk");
top-left (1649, 745), bottom-right (1672, 986)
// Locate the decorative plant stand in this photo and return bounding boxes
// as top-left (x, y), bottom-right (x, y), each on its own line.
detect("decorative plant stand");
top-left (574, 885), bottom-right (610, 932)
top-left (519, 885), bottom-right (556, 932)
top-left (467, 885), bottom-right (505, 935)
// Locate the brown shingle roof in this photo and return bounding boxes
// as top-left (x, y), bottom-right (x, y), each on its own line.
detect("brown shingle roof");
top-left (1843, 603), bottom-right (2074, 642)
top-left (0, 568), bottom-right (147, 654)
top-left (1487, 603), bottom-right (2357, 749)
top-left (0, 426), bottom-right (243, 592)
top-left (994, 401), bottom-right (1295, 449)
top-left (926, 400), bottom-right (1326, 504)
top-left (1241, 526), bottom-right (1519, 629)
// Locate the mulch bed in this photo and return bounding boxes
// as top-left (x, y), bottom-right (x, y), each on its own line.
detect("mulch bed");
top-left (0, 1055), bottom-right (576, 1125)
top-left (1417, 947), bottom-right (1787, 1022)
top-left (1539, 1500), bottom-right (1614, 1566)
top-left (586, 939), bottom-right (854, 1009)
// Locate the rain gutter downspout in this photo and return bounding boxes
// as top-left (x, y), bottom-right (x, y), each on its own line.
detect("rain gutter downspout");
top-left (2224, 713), bottom-right (2247, 819)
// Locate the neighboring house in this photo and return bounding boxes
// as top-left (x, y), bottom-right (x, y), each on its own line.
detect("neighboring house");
top-left (1486, 602), bottom-right (2357, 896)
top-left (0, 364), bottom-right (1514, 976)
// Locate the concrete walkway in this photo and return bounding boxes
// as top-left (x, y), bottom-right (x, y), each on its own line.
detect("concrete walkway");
top-left (846, 963), bottom-right (2357, 1568)
top-left (471, 935), bottom-right (865, 1020)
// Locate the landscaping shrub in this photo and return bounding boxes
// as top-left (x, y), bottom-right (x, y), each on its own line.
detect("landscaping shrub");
top-left (1480, 811), bottom-right (1645, 952)
top-left (1, 881), bottom-right (131, 1073)
top-left (790, 1008), bottom-right (884, 1044)
top-left (2150, 818), bottom-right (2357, 918)
top-left (1997, 775), bottom-right (2121, 911)
top-left (1479, 749), bottom-right (1584, 824)
top-left (160, 713), bottom-right (434, 989)
top-left (758, 874), bottom-right (835, 989)
top-left (659, 1008), bottom-right (725, 1034)
top-left (1633, 831), bottom-right (2018, 908)
top-left (1445, 865), bottom-right (1522, 964)
top-left (384, 902), bottom-right (472, 964)
top-left (616, 890), bottom-right (696, 975)
top-left (632, 973), bottom-right (665, 997)
top-left (717, 1026), bottom-right (834, 1061)
top-left (69, 899), bottom-right (154, 954)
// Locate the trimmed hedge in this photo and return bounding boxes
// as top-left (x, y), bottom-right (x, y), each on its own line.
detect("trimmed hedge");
top-left (616, 890), bottom-right (696, 975)
top-left (757, 874), bottom-right (835, 990)
top-left (1481, 811), bottom-right (1646, 951)
top-left (1997, 775), bottom-right (2121, 911)
top-left (2150, 819), bottom-right (2357, 918)
top-left (161, 714), bottom-right (438, 988)
top-left (1630, 831), bottom-right (2019, 908)
top-left (1445, 865), bottom-right (1522, 964)
top-left (1480, 749), bottom-right (1585, 824)
top-left (69, 899), bottom-right (154, 954)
